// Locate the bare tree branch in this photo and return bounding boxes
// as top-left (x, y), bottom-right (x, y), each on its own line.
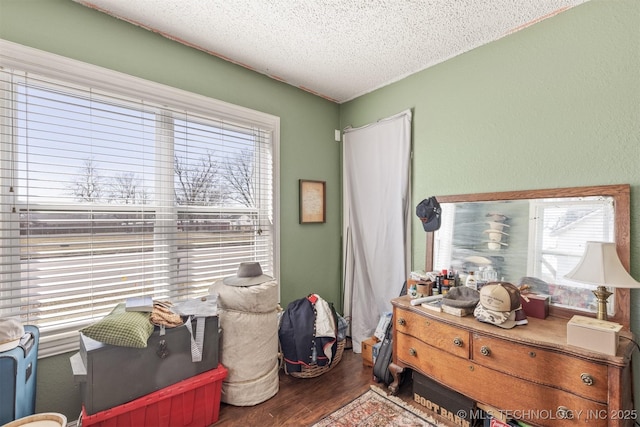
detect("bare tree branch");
top-left (174, 152), bottom-right (227, 205)
top-left (69, 158), bottom-right (103, 202)
top-left (108, 172), bottom-right (149, 204)
top-left (224, 149), bottom-right (255, 207)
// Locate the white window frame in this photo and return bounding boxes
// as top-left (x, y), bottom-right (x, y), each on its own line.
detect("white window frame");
top-left (0, 39), bottom-right (280, 357)
top-left (527, 197), bottom-right (614, 314)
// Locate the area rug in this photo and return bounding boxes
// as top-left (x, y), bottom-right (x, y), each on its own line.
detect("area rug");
top-left (312, 385), bottom-right (442, 427)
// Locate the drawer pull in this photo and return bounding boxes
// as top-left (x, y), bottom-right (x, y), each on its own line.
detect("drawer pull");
top-left (528, 351), bottom-right (536, 358)
top-left (453, 337), bottom-right (463, 347)
top-left (397, 318), bottom-right (406, 326)
top-left (468, 365), bottom-right (474, 371)
top-left (409, 348), bottom-right (417, 357)
top-left (580, 373), bottom-right (594, 386)
top-left (480, 346), bottom-right (491, 356)
top-left (556, 406), bottom-right (574, 419)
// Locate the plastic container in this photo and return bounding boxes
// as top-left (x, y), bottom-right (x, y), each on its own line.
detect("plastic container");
top-left (73, 316), bottom-right (219, 415)
top-left (79, 365), bottom-right (227, 427)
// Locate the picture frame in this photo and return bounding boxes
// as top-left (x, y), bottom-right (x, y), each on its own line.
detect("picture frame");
top-left (299, 179), bottom-right (326, 223)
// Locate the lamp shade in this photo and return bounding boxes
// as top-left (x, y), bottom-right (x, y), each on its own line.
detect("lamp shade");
top-left (564, 241), bottom-right (640, 288)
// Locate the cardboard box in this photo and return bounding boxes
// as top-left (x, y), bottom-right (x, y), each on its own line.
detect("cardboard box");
top-left (520, 293), bottom-right (549, 319)
top-left (361, 337), bottom-right (378, 367)
top-left (80, 365), bottom-right (227, 427)
top-left (567, 315), bottom-right (622, 356)
top-left (413, 372), bottom-right (479, 427)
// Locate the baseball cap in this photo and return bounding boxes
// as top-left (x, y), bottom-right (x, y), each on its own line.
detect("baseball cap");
top-left (474, 282), bottom-right (522, 329)
top-left (416, 197), bottom-right (441, 232)
top-left (0, 317), bottom-right (25, 352)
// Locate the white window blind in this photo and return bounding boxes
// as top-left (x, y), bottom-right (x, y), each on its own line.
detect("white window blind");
top-left (528, 196), bottom-right (614, 314)
top-left (0, 41), bottom-right (279, 357)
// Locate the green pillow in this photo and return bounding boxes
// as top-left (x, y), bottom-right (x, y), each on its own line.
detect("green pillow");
top-left (81, 303), bottom-right (154, 348)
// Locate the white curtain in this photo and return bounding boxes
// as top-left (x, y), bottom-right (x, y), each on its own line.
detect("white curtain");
top-left (342, 110), bottom-right (412, 352)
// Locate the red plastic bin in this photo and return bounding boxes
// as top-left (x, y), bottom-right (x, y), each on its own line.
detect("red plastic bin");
top-left (80, 364), bottom-right (227, 427)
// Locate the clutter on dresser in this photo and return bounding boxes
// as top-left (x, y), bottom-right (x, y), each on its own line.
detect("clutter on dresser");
top-left (408, 270), bottom-right (433, 298)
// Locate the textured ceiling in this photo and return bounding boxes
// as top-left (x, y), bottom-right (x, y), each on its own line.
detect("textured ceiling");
top-left (74, 0), bottom-right (588, 103)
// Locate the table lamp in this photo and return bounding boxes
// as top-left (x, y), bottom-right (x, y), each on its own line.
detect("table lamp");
top-left (564, 241), bottom-right (640, 321)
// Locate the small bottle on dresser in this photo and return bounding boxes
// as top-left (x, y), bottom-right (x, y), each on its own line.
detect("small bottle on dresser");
top-left (465, 271), bottom-right (477, 290)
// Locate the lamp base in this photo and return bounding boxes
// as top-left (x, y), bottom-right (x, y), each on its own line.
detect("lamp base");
top-left (592, 285), bottom-right (613, 321)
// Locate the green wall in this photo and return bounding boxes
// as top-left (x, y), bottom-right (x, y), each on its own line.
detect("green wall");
top-left (340, 0), bottom-right (640, 412)
top-left (2, 0), bottom-right (640, 420)
top-left (0, 0), bottom-right (342, 419)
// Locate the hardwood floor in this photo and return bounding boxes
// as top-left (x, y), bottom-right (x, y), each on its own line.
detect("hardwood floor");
top-left (214, 346), bottom-right (395, 426)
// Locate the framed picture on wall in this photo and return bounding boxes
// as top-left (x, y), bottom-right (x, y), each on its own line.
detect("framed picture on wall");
top-left (299, 180), bottom-right (326, 223)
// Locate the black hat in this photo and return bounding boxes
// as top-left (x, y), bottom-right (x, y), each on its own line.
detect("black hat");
top-left (416, 197), bottom-right (441, 232)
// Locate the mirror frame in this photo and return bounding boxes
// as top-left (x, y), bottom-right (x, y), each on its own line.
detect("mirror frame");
top-left (425, 184), bottom-right (631, 328)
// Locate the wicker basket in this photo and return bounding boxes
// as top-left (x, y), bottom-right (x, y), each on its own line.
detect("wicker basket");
top-left (286, 339), bottom-right (346, 379)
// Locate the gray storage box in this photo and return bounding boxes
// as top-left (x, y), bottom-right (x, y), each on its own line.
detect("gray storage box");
top-left (71, 316), bottom-right (219, 415)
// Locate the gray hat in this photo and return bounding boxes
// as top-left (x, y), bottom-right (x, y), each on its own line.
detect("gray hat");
top-left (223, 262), bottom-right (274, 287)
top-left (0, 317), bottom-right (25, 352)
top-left (442, 286), bottom-right (480, 308)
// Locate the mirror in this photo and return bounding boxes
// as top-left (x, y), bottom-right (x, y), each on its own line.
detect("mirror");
top-left (426, 184), bottom-right (631, 328)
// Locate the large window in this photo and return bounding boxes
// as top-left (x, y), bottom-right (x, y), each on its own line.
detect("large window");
top-left (0, 41), bottom-right (279, 356)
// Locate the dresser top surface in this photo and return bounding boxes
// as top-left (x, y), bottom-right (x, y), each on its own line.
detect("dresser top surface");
top-left (392, 295), bottom-right (635, 364)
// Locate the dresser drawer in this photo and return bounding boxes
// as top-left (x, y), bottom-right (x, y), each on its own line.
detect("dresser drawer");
top-left (472, 333), bottom-right (608, 403)
top-left (394, 308), bottom-right (469, 359)
top-left (399, 335), bottom-right (609, 427)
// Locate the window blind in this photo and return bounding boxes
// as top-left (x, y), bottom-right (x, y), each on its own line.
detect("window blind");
top-left (0, 42), bottom-right (279, 357)
top-left (528, 197), bottom-right (614, 280)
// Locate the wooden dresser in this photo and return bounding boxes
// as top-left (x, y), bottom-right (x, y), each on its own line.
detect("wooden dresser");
top-left (390, 296), bottom-right (636, 427)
